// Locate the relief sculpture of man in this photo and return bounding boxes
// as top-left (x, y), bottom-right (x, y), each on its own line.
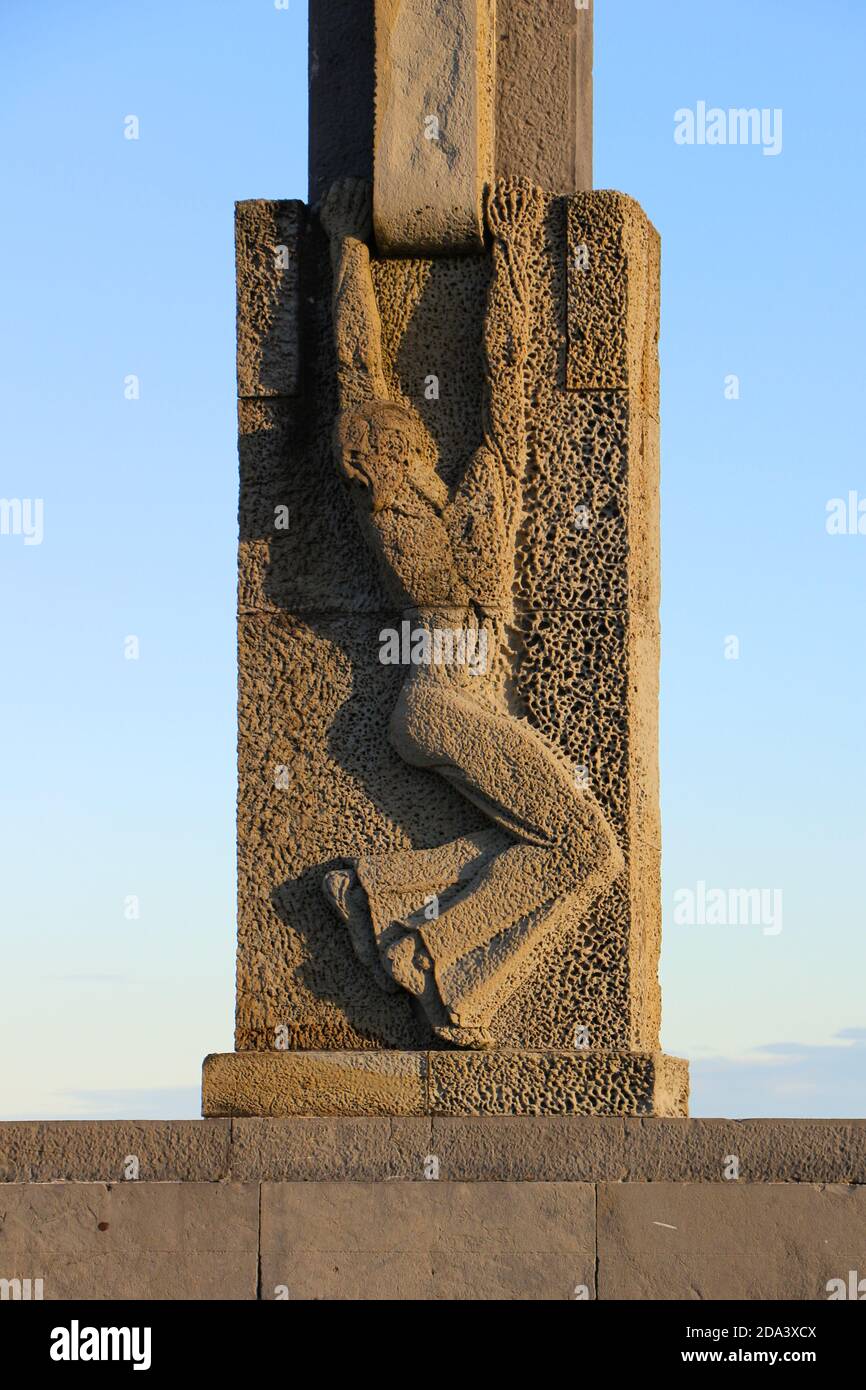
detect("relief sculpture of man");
top-left (319, 176), bottom-right (624, 1048)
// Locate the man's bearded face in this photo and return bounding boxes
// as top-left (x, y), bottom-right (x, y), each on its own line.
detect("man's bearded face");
top-left (338, 412), bottom-right (422, 512)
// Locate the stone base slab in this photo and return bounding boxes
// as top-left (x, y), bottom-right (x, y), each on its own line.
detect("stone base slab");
top-left (201, 1050), bottom-right (689, 1117)
top-left (0, 1176), bottom-right (863, 1300)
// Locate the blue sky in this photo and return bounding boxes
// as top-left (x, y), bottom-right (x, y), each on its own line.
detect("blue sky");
top-left (0, 0), bottom-right (863, 1119)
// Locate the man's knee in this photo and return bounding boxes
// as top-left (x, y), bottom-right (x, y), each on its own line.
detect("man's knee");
top-left (558, 799), bottom-right (624, 893)
top-left (389, 682), bottom-right (444, 766)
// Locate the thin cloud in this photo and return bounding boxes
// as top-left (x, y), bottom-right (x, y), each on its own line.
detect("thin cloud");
top-left (690, 1030), bottom-right (866, 1118)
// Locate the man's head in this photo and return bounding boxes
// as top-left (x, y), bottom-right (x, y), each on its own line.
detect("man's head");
top-left (334, 401), bottom-right (432, 513)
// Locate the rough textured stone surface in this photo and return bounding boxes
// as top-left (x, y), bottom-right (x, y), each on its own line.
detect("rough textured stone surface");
top-left (260, 1180), bottom-right (595, 1299)
top-left (0, 1183), bottom-right (258, 1300)
top-left (236, 200), bottom-right (303, 398)
top-left (374, 0), bottom-right (495, 254)
top-left (429, 1050), bottom-right (688, 1117)
top-left (202, 1051), bottom-right (427, 1117)
top-left (234, 192), bottom-right (664, 1069)
top-left (496, 0), bottom-right (593, 193)
top-left (229, 1116), bottom-right (432, 1180)
top-left (202, 1051), bottom-right (687, 1117)
top-left (430, 1117), bottom-right (866, 1183)
top-left (317, 179), bottom-right (624, 1048)
top-left (0, 1120), bottom-right (229, 1184)
top-left (567, 192), bottom-right (661, 406)
top-left (598, 1183), bottom-right (866, 1301)
top-left (5, 1119), bottom-right (865, 1184)
top-left (233, 8), bottom-right (661, 1107)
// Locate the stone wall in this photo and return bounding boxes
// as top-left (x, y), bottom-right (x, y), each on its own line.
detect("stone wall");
top-left (2, 1121), bottom-right (865, 1300)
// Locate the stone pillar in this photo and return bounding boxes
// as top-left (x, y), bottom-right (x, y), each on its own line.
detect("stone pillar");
top-left (308, 0), bottom-right (593, 204)
top-left (496, 0), bottom-right (593, 193)
top-left (204, 0), bottom-right (687, 1118)
top-left (373, 0), bottom-right (496, 254)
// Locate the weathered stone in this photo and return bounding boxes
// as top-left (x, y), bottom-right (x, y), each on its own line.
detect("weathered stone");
top-left (260, 1180), bottom-right (595, 1299)
top-left (429, 1051), bottom-right (688, 1117)
top-left (308, 0), bottom-right (593, 203)
top-left (0, 1183), bottom-right (258, 1300)
top-left (237, 196), bottom-right (660, 615)
top-left (229, 1116), bottom-right (432, 1180)
top-left (3, 1166), bottom-right (864, 1301)
top-left (202, 1051), bottom-right (427, 1117)
top-left (223, 3), bottom-right (676, 1114)
top-left (235, 612), bottom-right (440, 1053)
top-left (567, 192), bottom-right (661, 403)
top-left (4, 1118), bottom-right (864, 1185)
top-left (0, 1120), bottom-right (229, 1184)
top-left (233, 193), bottom-right (667, 1072)
top-left (236, 200), bottom-right (303, 398)
top-left (598, 1182), bottom-right (866, 1301)
top-left (204, 1050), bottom-right (686, 1117)
top-left (496, 0), bottom-right (593, 193)
top-left (430, 1117), bottom-right (866, 1183)
top-left (374, 0), bottom-right (495, 254)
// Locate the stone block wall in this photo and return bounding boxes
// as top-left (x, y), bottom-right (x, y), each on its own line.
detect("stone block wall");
top-left (2, 1120), bottom-right (865, 1300)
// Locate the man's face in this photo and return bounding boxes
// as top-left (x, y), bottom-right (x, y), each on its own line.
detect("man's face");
top-left (338, 413), bottom-right (414, 512)
top-left (375, 423), bottom-right (416, 468)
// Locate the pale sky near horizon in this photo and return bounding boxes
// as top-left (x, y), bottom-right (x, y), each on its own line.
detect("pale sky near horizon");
top-left (1, 0), bottom-right (864, 1119)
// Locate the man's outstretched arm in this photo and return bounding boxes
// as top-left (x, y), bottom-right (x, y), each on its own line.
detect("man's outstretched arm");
top-left (480, 180), bottom-right (545, 489)
top-left (320, 178), bottom-right (389, 412)
top-left (446, 181), bottom-right (545, 598)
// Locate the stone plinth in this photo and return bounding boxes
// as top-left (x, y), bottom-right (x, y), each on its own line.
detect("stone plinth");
top-left (201, 1050), bottom-right (688, 1117)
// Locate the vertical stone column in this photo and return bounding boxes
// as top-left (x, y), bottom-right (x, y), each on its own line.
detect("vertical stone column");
top-left (308, 1), bottom-right (375, 205)
top-left (308, 0), bottom-right (593, 205)
top-left (203, 1), bottom-right (687, 1119)
top-left (496, 0), bottom-right (593, 193)
top-left (373, 0), bottom-right (496, 254)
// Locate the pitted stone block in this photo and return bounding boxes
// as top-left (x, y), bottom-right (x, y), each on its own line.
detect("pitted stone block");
top-left (429, 1050), bottom-right (688, 1117)
top-left (236, 199), bottom-right (304, 398)
top-left (566, 190), bottom-right (661, 404)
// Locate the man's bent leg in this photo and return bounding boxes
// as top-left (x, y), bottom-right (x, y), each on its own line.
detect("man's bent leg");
top-left (386, 675), bottom-right (624, 1029)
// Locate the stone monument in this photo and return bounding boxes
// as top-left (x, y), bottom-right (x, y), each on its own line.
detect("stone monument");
top-left (202, 0), bottom-right (688, 1118)
top-left (7, 0), bottom-right (866, 1310)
